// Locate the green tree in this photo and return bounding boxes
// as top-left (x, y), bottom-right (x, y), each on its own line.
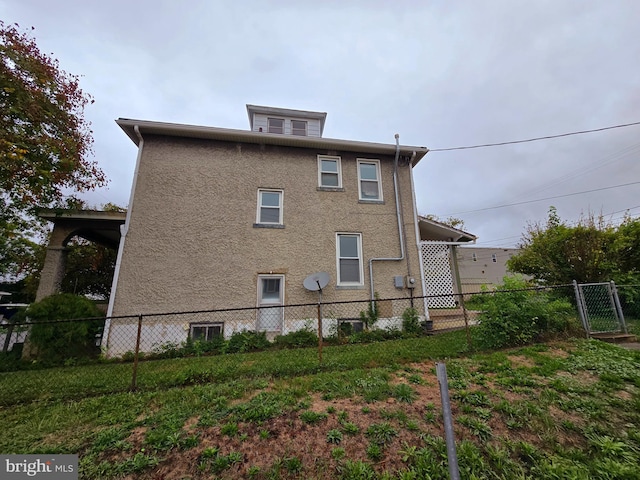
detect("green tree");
top-left (473, 275), bottom-right (574, 349)
top-left (0, 21), bottom-right (106, 278)
top-left (61, 238), bottom-right (116, 300)
top-left (423, 214), bottom-right (466, 231)
top-left (508, 208), bottom-right (616, 285)
top-left (57, 201), bottom-right (123, 300)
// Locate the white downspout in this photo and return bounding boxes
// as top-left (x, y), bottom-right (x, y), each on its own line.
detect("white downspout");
top-left (102, 125), bottom-right (144, 350)
top-left (368, 134), bottom-right (406, 301)
top-left (409, 154), bottom-right (430, 320)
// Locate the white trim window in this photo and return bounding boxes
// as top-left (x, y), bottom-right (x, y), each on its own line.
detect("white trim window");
top-left (357, 159), bottom-right (382, 201)
top-left (267, 117), bottom-right (284, 134)
top-left (472, 253), bottom-right (477, 262)
top-left (257, 189), bottom-right (283, 225)
top-left (336, 233), bottom-right (363, 285)
top-left (190, 323), bottom-right (223, 341)
top-left (491, 253), bottom-right (497, 263)
top-left (291, 119), bottom-right (307, 136)
top-left (257, 275), bottom-right (284, 332)
top-left (318, 155), bottom-right (342, 188)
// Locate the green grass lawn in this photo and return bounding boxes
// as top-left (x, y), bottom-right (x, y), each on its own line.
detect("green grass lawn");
top-left (1, 333), bottom-right (639, 479)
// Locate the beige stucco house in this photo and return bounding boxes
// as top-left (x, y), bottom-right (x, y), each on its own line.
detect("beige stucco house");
top-left (102, 105), bottom-right (431, 353)
top-left (456, 247), bottom-right (520, 293)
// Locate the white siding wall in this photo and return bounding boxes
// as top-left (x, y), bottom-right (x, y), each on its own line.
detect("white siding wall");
top-left (252, 114), bottom-right (321, 137)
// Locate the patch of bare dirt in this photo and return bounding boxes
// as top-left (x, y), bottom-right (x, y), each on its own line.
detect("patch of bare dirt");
top-left (507, 355), bottom-right (536, 368)
top-left (111, 348), bottom-right (626, 479)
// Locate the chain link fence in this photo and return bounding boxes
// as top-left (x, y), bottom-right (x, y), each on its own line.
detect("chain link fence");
top-left (0, 283), bottom-right (636, 406)
top-left (615, 283), bottom-right (640, 334)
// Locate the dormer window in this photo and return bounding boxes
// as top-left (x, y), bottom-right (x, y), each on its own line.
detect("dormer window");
top-left (268, 118), bottom-right (284, 134)
top-left (291, 120), bottom-right (307, 136)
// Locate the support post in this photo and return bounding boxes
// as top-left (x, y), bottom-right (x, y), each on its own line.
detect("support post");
top-left (573, 280), bottom-right (589, 338)
top-left (610, 281), bottom-right (627, 334)
top-left (317, 299), bottom-right (323, 364)
top-left (2, 319), bottom-right (15, 353)
top-left (436, 362), bottom-right (460, 480)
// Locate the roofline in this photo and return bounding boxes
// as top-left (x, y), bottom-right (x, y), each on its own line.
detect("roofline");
top-left (418, 216), bottom-right (478, 241)
top-left (116, 118), bottom-right (429, 166)
top-left (246, 104), bottom-right (327, 135)
top-left (38, 209), bottom-right (127, 222)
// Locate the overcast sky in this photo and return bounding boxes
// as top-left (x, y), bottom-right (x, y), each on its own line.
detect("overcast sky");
top-left (3, 0), bottom-right (639, 248)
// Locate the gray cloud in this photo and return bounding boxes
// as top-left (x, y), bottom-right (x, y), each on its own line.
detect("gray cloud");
top-left (2, 0), bottom-right (639, 246)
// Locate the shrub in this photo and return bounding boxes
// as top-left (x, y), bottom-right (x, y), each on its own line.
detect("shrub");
top-left (402, 307), bottom-right (422, 335)
top-left (359, 293), bottom-right (380, 331)
top-left (26, 293), bottom-right (104, 363)
top-left (273, 329), bottom-right (318, 349)
top-left (472, 276), bottom-right (574, 349)
top-left (186, 336), bottom-right (226, 356)
top-left (225, 330), bottom-right (271, 353)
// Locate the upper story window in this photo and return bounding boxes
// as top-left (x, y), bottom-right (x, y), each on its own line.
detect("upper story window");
top-left (336, 233), bottom-right (363, 286)
top-left (291, 120), bottom-right (307, 136)
top-left (257, 189), bottom-right (283, 225)
top-left (318, 155), bottom-right (342, 188)
top-left (472, 253), bottom-right (477, 262)
top-left (357, 159), bottom-right (382, 201)
top-left (267, 117), bottom-right (284, 134)
top-left (491, 253), bottom-right (497, 263)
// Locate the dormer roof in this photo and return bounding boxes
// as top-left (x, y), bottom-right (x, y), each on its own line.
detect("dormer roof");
top-left (246, 104), bottom-right (327, 136)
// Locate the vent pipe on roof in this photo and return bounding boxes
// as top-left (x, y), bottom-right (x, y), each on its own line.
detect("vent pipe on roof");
top-left (368, 134), bottom-right (408, 301)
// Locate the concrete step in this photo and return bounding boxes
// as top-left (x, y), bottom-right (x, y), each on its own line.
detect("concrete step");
top-left (591, 332), bottom-right (638, 343)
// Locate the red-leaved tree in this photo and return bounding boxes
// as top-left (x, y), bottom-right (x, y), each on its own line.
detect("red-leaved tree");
top-left (0, 21), bottom-right (107, 278)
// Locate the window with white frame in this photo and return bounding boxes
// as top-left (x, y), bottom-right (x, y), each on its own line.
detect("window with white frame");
top-left (257, 189), bottom-right (283, 225)
top-left (291, 120), bottom-right (307, 136)
top-left (336, 233), bottom-right (363, 285)
top-left (357, 159), bottom-right (382, 201)
top-left (257, 275), bottom-right (284, 332)
top-left (190, 323), bottom-right (223, 341)
top-left (491, 253), bottom-right (497, 263)
top-left (267, 117), bottom-right (284, 134)
top-left (472, 253), bottom-right (477, 262)
top-left (318, 156), bottom-right (342, 188)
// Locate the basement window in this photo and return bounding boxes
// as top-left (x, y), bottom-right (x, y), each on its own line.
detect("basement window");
top-left (190, 323), bottom-right (223, 341)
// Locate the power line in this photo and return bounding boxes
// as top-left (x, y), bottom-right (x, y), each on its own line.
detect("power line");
top-left (465, 205), bottom-right (640, 248)
top-left (443, 181), bottom-right (640, 215)
top-left (430, 120), bottom-right (640, 152)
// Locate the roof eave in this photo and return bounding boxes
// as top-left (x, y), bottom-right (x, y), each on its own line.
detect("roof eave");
top-left (116, 118), bottom-right (429, 163)
top-left (418, 216), bottom-right (478, 242)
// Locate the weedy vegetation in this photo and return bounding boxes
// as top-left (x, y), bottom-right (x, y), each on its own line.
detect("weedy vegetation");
top-left (1, 327), bottom-right (639, 478)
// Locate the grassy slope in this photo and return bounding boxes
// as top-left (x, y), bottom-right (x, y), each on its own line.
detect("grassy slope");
top-left (1, 334), bottom-right (639, 479)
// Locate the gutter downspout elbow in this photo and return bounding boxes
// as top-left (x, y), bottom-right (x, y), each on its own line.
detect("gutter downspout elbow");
top-left (368, 134), bottom-right (406, 301)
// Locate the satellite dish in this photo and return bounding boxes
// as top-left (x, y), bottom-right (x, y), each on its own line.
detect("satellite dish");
top-left (303, 272), bottom-right (330, 291)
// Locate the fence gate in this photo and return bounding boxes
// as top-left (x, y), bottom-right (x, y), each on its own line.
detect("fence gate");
top-left (574, 281), bottom-right (627, 336)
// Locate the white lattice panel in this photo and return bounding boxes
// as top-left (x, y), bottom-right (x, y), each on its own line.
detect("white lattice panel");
top-left (420, 242), bottom-right (456, 308)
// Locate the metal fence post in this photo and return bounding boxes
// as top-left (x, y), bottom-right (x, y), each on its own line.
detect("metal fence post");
top-left (130, 314), bottom-right (143, 391)
top-left (610, 281), bottom-right (628, 334)
top-left (573, 280), bottom-right (589, 338)
top-left (436, 362), bottom-right (460, 480)
top-left (317, 302), bottom-right (323, 364)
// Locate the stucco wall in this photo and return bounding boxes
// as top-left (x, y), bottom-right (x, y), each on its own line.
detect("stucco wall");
top-left (456, 247), bottom-right (520, 292)
top-left (110, 137), bottom-right (422, 322)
